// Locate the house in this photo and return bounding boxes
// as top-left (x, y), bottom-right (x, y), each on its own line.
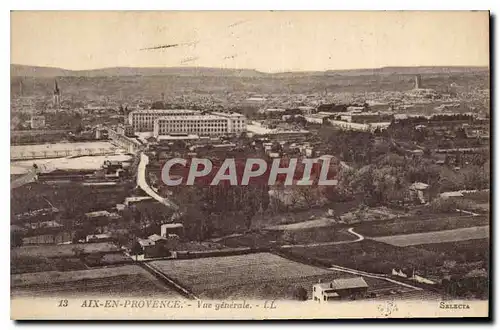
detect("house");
top-left (409, 182), bottom-right (430, 204)
top-left (148, 234), bottom-right (170, 256)
top-left (84, 210), bottom-right (119, 219)
top-left (102, 160), bottom-right (123, 172)
top-left (124, 196), bottom-right (153, 207)
top-left (297, 106), bottom-right (315, 115)
top-left (86, 233), bottom-right (112, 243)
top-left (30, 115), bottom-right (46, 129)
top-left (411, 149), bottom-right (424, 157)
top-left (148, 234), bottom-right (167, 246)
top-left (313, 277), bottom-right (368, 302)
top-left (161, 223), bottom-right (184, 238)
top-left (26, 220), bottom-right (63, 230)
top-left (137, 238), bottom-right (156, 258)
top-left (135, 234), bottom-right (171, 258)
top-left (440, 191), bottom-right (464, 199)
top-left (83, 210), bottom-right (120, 230)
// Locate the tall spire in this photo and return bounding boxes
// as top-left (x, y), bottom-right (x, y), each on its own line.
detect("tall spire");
top-left (53, 79), bottom-right (61, 108)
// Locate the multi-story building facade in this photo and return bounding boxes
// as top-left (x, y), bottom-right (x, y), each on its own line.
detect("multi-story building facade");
top-left (154, 115), bottom-right (228, 137)
top-left (153, 113), bottom-right (247, 138)
top-left (211, 112), bottom-right (247, 135)
top-left (128, 109), bottom-right (201, 132)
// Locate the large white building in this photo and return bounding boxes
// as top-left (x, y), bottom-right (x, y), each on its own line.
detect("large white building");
top-left (210, 112), bottom-right (247, 134)
top-left (128, 109), bottom-right (201, 132)
top-left (154, 113), bottom-right (247, 138)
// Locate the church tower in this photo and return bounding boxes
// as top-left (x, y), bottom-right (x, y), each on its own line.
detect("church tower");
top-left (53, 80), bottom-right (61, 108)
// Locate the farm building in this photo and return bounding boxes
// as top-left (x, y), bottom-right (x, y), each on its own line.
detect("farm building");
top-left (409, 182), bottom-right (430, 204)
top-left (312, 277), bottom-right (368, 302)
top-left (86, 233), bottom-right (112, 243)
top-left (161, 223), bottom-right (184, 238)
top-left (137, 238), bottom-right (156, 258)
top-left (84, 210), bottom-right (120, 221)
top-left (136, 235), bottom-right (170, 258)
top-left (124, 196), bottom-right (154, 207)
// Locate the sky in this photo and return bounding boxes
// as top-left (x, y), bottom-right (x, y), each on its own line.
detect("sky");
top-left (11, 11), bottom-right (490, 73)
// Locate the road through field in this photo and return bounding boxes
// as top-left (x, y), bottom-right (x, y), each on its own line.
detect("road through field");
top-left (328, 264), bottom-right (423, 291)
top-left (11, 162), bottom-right (57, 189)
top-left (280, 227), bottom-right (364, 248)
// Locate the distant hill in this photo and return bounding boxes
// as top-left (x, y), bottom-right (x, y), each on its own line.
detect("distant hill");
top-left (11, 64), bottom-right (489, 78)
top-left (11, 64), bottom-right (265, 78)
top-left (11, 65), bottom-right (72, 78)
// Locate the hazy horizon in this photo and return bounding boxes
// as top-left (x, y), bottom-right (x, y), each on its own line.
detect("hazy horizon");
top-left (11, 11), bottom-right (489, 73)
top-left (10, 62), bottom-right (490, 74)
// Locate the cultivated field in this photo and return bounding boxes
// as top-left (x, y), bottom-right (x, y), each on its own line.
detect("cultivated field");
top-left (148, 253), bottom-right (410, 300)
top-left (461, 191), bottom-right (490, 213)
top-left (287, 240), bottom-right (444, 275)
top-left (11, 141), bottom-right (118, 158)
top-left (11, 154), bottom-right (132, 175)
top-left (11, 265), bottom-right (181, 298)
top-left (353, 215), bottom-right (489, 237)
top-left (266, 218), bottom-right (337, 230)
top-left (251, 201), bottom-right (359, 229)
top-left (11, 243), bottom-right (124, 274)
top-left (12, 243), bottom-right (120, 259)
top-left (414, 239), bottom-right (489, 264)
top-left (218, 227), bottom-right (355, 248)
top-left (462, 190), bottom-right (490, 203)
top-left (371, 226), bottom-right (489, 247)
top-left (11, 255), bottom-right (87, 274)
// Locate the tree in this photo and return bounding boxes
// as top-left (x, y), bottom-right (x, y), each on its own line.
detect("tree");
top-left (130, 241), bottom-right (143, 261)
top-left (72, 229), bottom-right (88, 243)
top-left (72, 247), bottom-right (84, 258)
top-left (282, 231), bottom-right (296, 244)
top-left (294, 286), bottom-right (308, 301)
top-left (11, 231), bottom-right (24, 248)
top-left (75, 123), bottom-right (84, 134)
top-left (85, 253), bottom-right (104, 267)
top-left (294, 186), bottom-right (318, 207)
top-left (151, 101), bottom-right (166, 109)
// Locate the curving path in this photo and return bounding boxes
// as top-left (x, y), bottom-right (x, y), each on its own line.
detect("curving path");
top-left (137, 153), bottom-right (179, 210)
top-left (11, 162), bottom-right (56, 189)
top-left (11, 168), bottom-right (38, 189)
top-left (280, 227), bottom-right (365, 248)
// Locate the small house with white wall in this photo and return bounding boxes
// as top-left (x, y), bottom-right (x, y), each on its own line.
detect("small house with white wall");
top-left (313, 277), bottom-right (368, 302)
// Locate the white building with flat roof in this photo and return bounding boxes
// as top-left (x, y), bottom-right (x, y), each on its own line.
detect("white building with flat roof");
top-left (128, 109), bottom-right (201, 132)
top-left (153, 113), bottom-right (247, 138)
top-left (210, 112), bottom-right (247, 134)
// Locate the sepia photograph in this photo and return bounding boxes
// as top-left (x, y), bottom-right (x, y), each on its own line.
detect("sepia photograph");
top-left (9, 10), bottom-right (490, 320)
